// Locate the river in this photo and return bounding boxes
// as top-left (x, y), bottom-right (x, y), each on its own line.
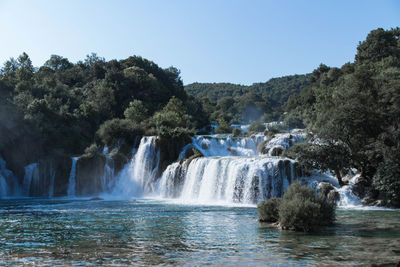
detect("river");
top-left (0, 198), bottom-right (399, 266)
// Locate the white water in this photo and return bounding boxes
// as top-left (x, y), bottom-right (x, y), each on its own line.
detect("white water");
top-left (101, 156), bottom-right (114, 192)
top-left (23, 163), bottom-right (39, 196)
top-left (0, 158), bottom-right (10, 196)
top-left (159, 156), bottom-right (297, 205)
top-left (182, 134), bottom-right (266, 158)
top-left (337, 174), bottom-right (363, 207)
top-left (264, 131), bottom-right (306, 156)
top-left (111, 136), bottom-right (160, 197)
top-left (5, 125), bottom-right (366, 208)
top-left (67, 157), bottom-right (79, 197)
top-left (301, 171), bottom-right (364, 208)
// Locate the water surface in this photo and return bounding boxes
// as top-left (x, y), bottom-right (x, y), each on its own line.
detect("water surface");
top-left (0, 199), bottom-right (399, 266)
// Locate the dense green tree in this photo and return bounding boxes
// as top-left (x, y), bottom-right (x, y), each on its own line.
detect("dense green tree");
top-left (124, 99), bottom-right (149, 123)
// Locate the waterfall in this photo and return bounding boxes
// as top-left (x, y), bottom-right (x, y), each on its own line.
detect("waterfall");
top-left (111, 136), bottom-right (160, 197)
top-left (67, 157), bottom-right (79, 197)
top-left (132, 137), bottom-right (160, 191)
top-left (23, 163), bottom-right (39, 196)
top-left (0, 175), bottom-right (7, 197)
top-left (265, 132), bottom-right (306, 155)
top-left (158, 162), bottom-right (185, 198)
top-left (188, 134), bottom-right (266, 157)
top-left (101, 156), bottom-right (114, 192)
top-left (159, 156), bottom-right (297, 205)
top-left (337, 174), bottom-right (363, 207)
top-left (48, 162), bottom-right (56, 198)
top-left (0, 158), bottom-right (10, 197)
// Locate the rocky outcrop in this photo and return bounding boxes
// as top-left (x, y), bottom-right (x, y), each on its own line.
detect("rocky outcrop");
top-left (319, 182), bottom-right (340, 205)
top-left (157, 135), bottom-right (192, 177)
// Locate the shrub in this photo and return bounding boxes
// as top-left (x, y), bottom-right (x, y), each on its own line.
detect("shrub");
top-left (84, 143), bottom-right (99, 157)
top-left (257, 198), bottom-right (281, 222)
top-left (97, 119), bottom-right (143, 146)
top-left (283, 112), bottom-right (305, 129)
top-left (264, 124), bottom-right (281, 137)
top-left (214, 119), bottom-right (231, 134)
top-left (278, 182), bottom-right (335, 232)
top-left (232, 127), bottom-right (242, 137)
top-left (247, 121), bottom-right (265, 133)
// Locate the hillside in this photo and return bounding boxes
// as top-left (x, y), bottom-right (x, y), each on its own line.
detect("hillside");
top-left (185, 74), bottom-right (310, 124)
top-left (185, 74), bottom-right (310, 107)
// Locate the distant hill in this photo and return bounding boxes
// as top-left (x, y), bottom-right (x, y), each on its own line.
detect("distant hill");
top-left (185, 74), bottom-right (310, 107)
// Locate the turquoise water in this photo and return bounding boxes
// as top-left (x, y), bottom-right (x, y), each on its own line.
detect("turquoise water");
top-left (0, 199), bottom-right (399, 266)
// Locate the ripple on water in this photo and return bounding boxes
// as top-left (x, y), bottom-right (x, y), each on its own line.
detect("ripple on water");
top-left (0, 198), bottom-right (399, 266)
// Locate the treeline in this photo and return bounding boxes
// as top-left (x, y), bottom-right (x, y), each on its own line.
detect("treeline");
top-left (284, 28), bottom-right (400, 207)
top-left (0, 53), bottom-right (208, 165)
top-left (185, 74), bottom-right (310, 124)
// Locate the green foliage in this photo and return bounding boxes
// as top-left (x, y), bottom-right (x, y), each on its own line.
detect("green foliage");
top-left (0, 52), bottom-right (206, 161)
top-left (124, 99), bottom-right (148, 123)
top-left (214, 119), bottom-right (231, 134)
top-left (84, 143), bottom-right (100, 158)
top-left (247, 121), bottom-right (265, 133)
top-left (232, 127), bottom-right (242, 137)
top-left (373, 152), bottom-right (400, 207)
top-left (151, 97), bottom-right (193, 139)
top-left (185, 74), bottom-right (310, 124)
top-left (279, 182), bottom-right (335, 232)
top-left (257, 198), bottom-right (281, 222)
top-left (283, 28), bottom-right (400, 204)
top-left (286, 143), bottom-right (351, 185)
top-left (265, 124), bottom-right (281, 137)
top-left (97, 119), bottom-right (143, 146)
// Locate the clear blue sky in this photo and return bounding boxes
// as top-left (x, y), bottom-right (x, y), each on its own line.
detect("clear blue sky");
top-left (0, 0), bottom-right (399, 85)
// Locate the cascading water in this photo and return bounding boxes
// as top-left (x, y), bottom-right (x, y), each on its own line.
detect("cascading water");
top-left (337, 175), bottom-right (363, 207)
top-left (185, 134), bottom-right (266, 157)
top-left (264, 131), bottom-right (306, 156)
top-left (154, 129), bottom-right (308, 205)
top-left (0, 158), bottom-right (11, 197)
top-left (67, 157), bottom-right (79, 197)
top-left (111, 136), bottom-right (160, 197)
top-left (23, 163), bottom-right (39, 196)
top-left (48, 162), bottom-right (56, 198)
top-left (101, 156), bottom-right (114, 193)
top-left (159, 156), bottom-right (297, 205)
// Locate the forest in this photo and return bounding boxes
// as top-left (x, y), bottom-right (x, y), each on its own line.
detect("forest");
top-left (185, 74), bottom-right (310, 124)
top-left (0, 54), bottom-right (207, 177)
top-left (284, 28), bottom-right (400, 207)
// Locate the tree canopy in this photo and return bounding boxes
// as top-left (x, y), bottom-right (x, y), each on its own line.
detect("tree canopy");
top-left (284, 27), bottom-right (400, 206)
